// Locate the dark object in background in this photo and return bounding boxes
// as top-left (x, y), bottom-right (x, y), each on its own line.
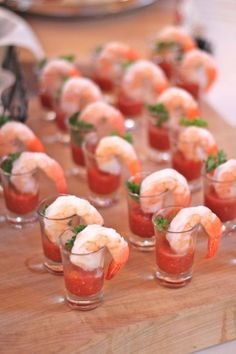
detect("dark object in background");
top-left (194, 36), bottom-right (213, 54)
top-left (1, 46), bottom-right (28, 122)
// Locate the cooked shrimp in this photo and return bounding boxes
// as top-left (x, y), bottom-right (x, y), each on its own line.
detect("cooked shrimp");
top-left (60, 77), bottom-right (103, 116)
top-left (11, 152), bottom-right (68, 194)
top-left (213, 159), bottom-right (236, 198)
top-left (167, 206), bottom-right (222, 257)
top-left (79, 102), bottom-right (126, 135)
top-left (39, 58), bottom-right (80, 95)
top-left (121, 60), bottom-right (168, 104)
top-left (180, 49), bottom-right (217, 91)
top-left (140, 169), bottom-right (191, 213)
top-left (0, 122), bottom-right (45, 153)
top-left (71, 224), bottom-right (129, 279)
top-left (94, 41), bottom-right (139, 82)
top-left (157, 87), bottom-right (200, 122)
top-left (155, 26), bottom-right (196, 53)
top-left (95, 136), bottom-right (141, 176)
top-left (178, 126), bottom-right (217, 161)
top-left (44, 195), bottom-right (103, 242)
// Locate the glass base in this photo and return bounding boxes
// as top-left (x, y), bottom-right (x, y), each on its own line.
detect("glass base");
top-left (6, 210), bottom-right (38, 228)
top-left (42, 132), bottom-right (70, 144)
top-left (65, 289), bottom-right (103, 311)
top-left (155, 269), bottom-right (192, 288)
top-left (222, 219), bottom-right (236, 236)
top-left (43, 110), bottom-right (56, 122)
top-left (88, 191), bottom-right (119, 208)
top-left (128, 234), bottom-right (155, 251)
top-left (148, 147), bottom-right (170, 164)
top-left (65, 166), bottom-right (86, 179)
top-left (188, 178), bottom-right (202, 193)
top-left (25, 254), bottom-right (48, 274)
top-left (44, 257), bottom-right (63, 275)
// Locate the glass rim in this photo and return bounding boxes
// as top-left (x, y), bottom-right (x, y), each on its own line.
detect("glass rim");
top-left (202, 170), bottom-right (235, 184)
top-left (59, 230), bottom-right (106, 256)
top-left (37, 194), bottom-right (76, 220)
top-left (152, 206), bottom-right (199, 234)
top-left (82, 132), bottom-right (116, 159)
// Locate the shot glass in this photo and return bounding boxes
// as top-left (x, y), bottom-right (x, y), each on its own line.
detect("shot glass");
top-left (83, 132), bottom-right (121, 208)
top-left (60, 229), bottom-right (105, 310)
top-left (37, 196), bottom-right (78, 274)
top-left (0, 162), bottom-right (39, 226)
top-left (146, 111), bottom-right (171, 164)
top-left (126, 173), bottom-right (168, 251)
top-left (203, 173), bottom-right (236, 235)
top-left (153, 206), bottom-right (198, 288)
top-left (170, 127), bottom-right (203, 192)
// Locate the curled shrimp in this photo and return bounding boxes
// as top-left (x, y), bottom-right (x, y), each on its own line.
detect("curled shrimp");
top-left (11, 152), bottom-right (68, 194)
top-left (213, 159), bottom-right (236, 198)
top-left (71, 224), bottom-right (129, 279)
top-left (95, 136), bottom-right (141, 176)
top-left (167, 206), bottom-right (222, 257)
top-left (60, 77), bottom-right (103, 116)
top-left (180, 49), bottom-right (217, 92)
top-left (94, 41), bottom-right (139, 82)
top-left (154, 26), bottom-right (196, 53)
top-left (44, 195), bottom-right (103, 242)
top-left (121, 60), bottom-right (168, 104)
top-left (0, 122), bottom-right (44, 153)
top-left (157, 87), bottom-right (200, 122)
top-left (178, 126), bottom-right (217, 161)
top-left (39, 58), bottom-right (80, 95)
top-left (140, 169), bottom-right (191, 213)
top-left (80, 102), bottom-right (126, 136)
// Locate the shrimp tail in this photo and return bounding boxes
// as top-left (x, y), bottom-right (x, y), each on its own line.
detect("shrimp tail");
top-left (129, 159), bottom-right (141, 177)
top-left (106, 245), bottom-right (129, 280)
top-left (205, 217), bottom-right (222, 258)
top-left (26, 138), bottom-right (45, 152)
top-left (46, 163), bottom-right (68, 194)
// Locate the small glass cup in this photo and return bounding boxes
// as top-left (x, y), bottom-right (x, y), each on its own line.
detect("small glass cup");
top-left (83, 132), bottom-right (121, 208)
top-left (38, 88), bottom-right (57, 122)
top-left (60, 229), bottom-right (105, 310)
top-left (0, 162), bottom-right (39, 226)
top-left (126, 172), bottom-right (168, 251)
top-left (37, 196), bottom-right (79, 274)
top-left (203, 172), bottom-right (236, 235)
top-left (153, 206), bottom-right (198, 288)
top-left (146, 111), bottom-right (171, 164)
top-left (170, 126), bottom-right (203, 192)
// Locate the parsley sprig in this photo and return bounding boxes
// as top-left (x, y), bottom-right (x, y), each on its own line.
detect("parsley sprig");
top-left (205, 150), bottom-right (227, 173)
top-left (0, 115), bottom-right (11, 128)
top-left (59, 54), bottom-right (75, 63)
top-left (111, 131), bottom-right (133, 144)
top-left (155, 41), bottom-right (177, 52)
top-left (147, 103), bottom-right (169, 127)
top-left (126, 180), bottom-right (140, 195)
top-left (154, 216), bottom-right (170, 232)
top-left (65, 225), bottom-right (87, 251)
top-left (180, 117), bottom-right (208, 128)
top-left (1, 152), bottom-right (21, 173)
top-left (69, 112), bottom-right (94, 130)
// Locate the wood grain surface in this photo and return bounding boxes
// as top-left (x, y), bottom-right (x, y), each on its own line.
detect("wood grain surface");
top-left (2, 1), bottom-right (236, 353)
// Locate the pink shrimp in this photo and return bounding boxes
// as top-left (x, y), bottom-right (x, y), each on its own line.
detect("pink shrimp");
top-left (60, 77), bottom-right (103, 117)
top-left (79, 102), bottom-right (126, 136)
top-left (213, 159), bottom-right (236, 198)
top-left (0, 122), bottom-right (44, 153)
top-left (179, 49), bottom-right (217, 92)
top-left (167, 206), bottom-right (222, 258)
top-left (10, 152), bottom-right (68, 194)
top-left (71, 224), bottom-right (129, 279)
top-left (178, 126), bottom-right (217, 161)
top-left (155, 26), bottom-right (196, 53)
top-left (121, 60), bottom-right (168, 104)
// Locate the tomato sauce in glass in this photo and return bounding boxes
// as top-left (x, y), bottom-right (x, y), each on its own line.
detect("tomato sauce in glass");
top-left (117, 90), bottom-right (143, 117)
top-left (42, 235), bottom-right (61, 263)
top-left (156, 234), bottom-right (194, 274)
top-left (55, 111), bottom-right (68, 132)
top-left (71, 143), bottom-right (85, 166)
top-left (204, 187), bottom-right (236, 222)
top-left (172, 150), bottom-right (202, 181)
top-left (128, 199), bottom-right (154, 238)
top-left (87, 166), bottom-right (121, 195)
top-left (64, 264), bottom-right (104, 297)
top-left (4, 186), bottom-right (39, 214)
top-left (94, 76), bottom-right (114, 92)
top-left (39, 92), bottom-right (54, 110)
top-left (148, 122), bottom-right (170, 151)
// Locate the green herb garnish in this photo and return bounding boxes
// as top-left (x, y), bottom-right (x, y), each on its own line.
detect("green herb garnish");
top-left (122, 60), bottom-right (135, 69)
top-left (94, 45), bottom-right (103, 54)
top-left (155, 41), bottom-right (177, 53)
top-left (69, 113), bottom-right (94, 130)
top-left (147, 103), bottom-right (169, 127)
top-left (111, 131), bottom-right (133, 144)
top-left (37, 58), bottom-right (48, 70)
top-left (65, 224), bottom-right (87, 250)
top-left (1, 152), bottom-right (21, 173)
top-left (205, 150), bottom-right (227, 173)
top-left (41, 204), bottom-right (49, 215)
top-left (59, 54), bottom-right (75, 63)
top-left (126, 180), bottom-right (140, 195)
top-left (154, 216), bottom-right (170, 232)
top-left (180, 117), bottom-right (208, 128)
top-left (0, 115), bottom-right (11, 128)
